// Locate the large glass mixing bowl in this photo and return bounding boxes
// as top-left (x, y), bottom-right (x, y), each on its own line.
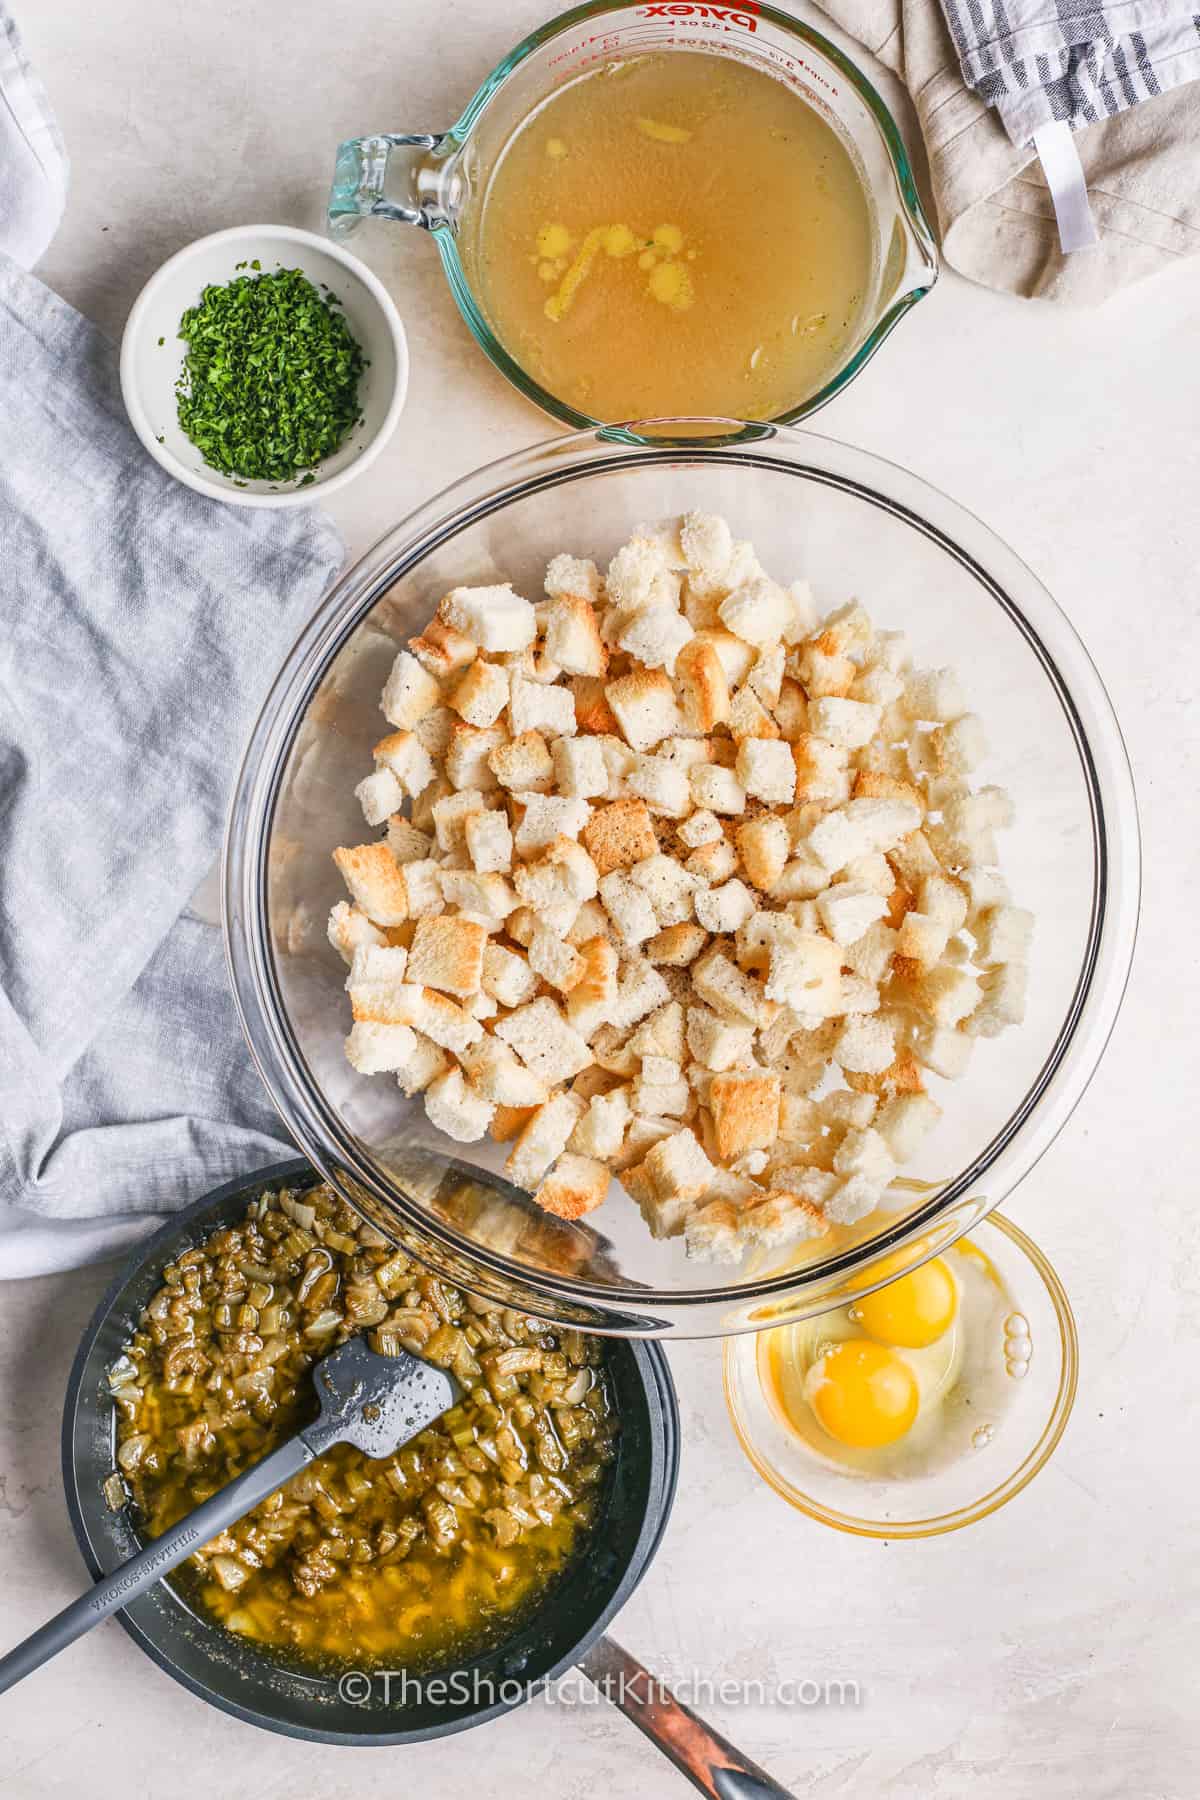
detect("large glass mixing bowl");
top-left (224, 423), bottom-right (1139, 1336)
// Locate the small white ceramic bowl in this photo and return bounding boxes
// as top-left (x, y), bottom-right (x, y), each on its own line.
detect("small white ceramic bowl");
top-left (120, 224), bottom-right (408, 508)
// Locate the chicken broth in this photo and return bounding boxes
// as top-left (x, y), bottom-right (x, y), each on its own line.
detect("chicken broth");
top-left (463, 51), bottom-right (875, 422)
top-left (109, 1182), bottom-right (618, 1670)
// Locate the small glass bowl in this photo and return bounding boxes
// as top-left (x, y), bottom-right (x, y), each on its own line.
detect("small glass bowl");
top-left (723, 1213), bottom-right (1077, 1537)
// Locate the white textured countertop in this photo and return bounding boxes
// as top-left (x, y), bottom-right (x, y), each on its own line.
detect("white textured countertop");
top-left (3, 2), bottom-right (1198, 1794)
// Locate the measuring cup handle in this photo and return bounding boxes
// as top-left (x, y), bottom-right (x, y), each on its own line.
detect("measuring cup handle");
top-left (328, 132), bottom-right (449, 235)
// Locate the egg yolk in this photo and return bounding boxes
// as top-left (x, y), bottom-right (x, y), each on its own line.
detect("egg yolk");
top-left (854, 1257), bottom-right (958, 1349)
top-left (807, 1340), bottom-right (919, 1448)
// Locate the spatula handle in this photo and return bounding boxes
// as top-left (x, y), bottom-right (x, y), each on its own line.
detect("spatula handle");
top-left (0, 1435), bottom-right (312, 1694)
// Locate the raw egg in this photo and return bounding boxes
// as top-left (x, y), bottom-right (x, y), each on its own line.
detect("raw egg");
top-left (805, 1339), bottom-right (920, 1449)
top-left (854, 1255), bottom-right (958, 1349)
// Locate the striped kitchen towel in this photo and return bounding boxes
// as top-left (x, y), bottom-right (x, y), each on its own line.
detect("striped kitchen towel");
top-left (937, 0), bottom-right (1200, 246)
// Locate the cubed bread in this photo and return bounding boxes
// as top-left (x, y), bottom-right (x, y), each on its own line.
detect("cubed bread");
top-left (963, 962), bottom-right (1027, 1036)
top-left (403, 915), bottom-right (487, 997)
top-left (436, 868), bottom-right (517, 925)
top-left (489, 729), bottom-right (554, 792)
top-left (582, 797), bottom-right (658, 875)
top-left (902, 666), bottom-right (968, 722)
top-left (543, 594), bottom-right (607, 678)
top-left (675, 637), bottom-right (731, 733)
top-left (694, 878), bottom-right (756, 935)
top-left (431, 788), bottom-right (484, 854)
top-left (709, 1069), bottom-right (781, 1160)
top-left (874, 1093), bottom-right (942, 1163)
top-left (328, 901), bottom-right (385, 965)
top-left (686, 1005), bottom-right (755, 1072)
top-left (733, 815), bottom-right (790, 890)
top-left (528, 924), bottom-right (585, 993)
top-left (408, 616), bottom-right (477, 680)
top-left (688, 763), bottom-right (746, 816)
top-left (449, 658), bottom-right (509, 728)
top-left (896, 909), bottom-right (952, 967)
top-left (571, 675), bottom-right (619, 736)
top-left (354, 765), bottom-right (403, 827)
top-left (972, 903), bottom-right (1034, 966)
top-left (598, 870), bottom-right (659, 946)
top-left (399, 858), bottom-right (445, 919)
top-left (494, 997), bottom-right (592, 1083)
top-left (817, 882), bottom-right (889, 947)
top-left (514, 792), bottom-right (591, 856)
top-left (374, 731), bottom-right (437, 802)
top-left (569, 1088), bottom-right (631, 1159)
top-left (735, 738), bottom-right (796, 805)
top-left (629, 853), bottom-right (703, 926)
top-left (445, 721), bottom-right (506, 791)
top-left (423, 1067), bottom-right (495, 1143)
top-left (344, 1020), bottom-right (418, 1076)
top-left (508, 671), bottom-right (576, 740)
top-left (394, 1031), bottom-right (450, 1097)
top-left (465, 806), bottom-right (513, 874)
top-left (616, 605), bottom-right (694, 675)
top-left (717, 575), bottom-right (792, 646)
top-left (791, 735), bottom-right (850, 806)
top-left (333, 842), bottom-right (409, 927)
top-left (381, 650), bottom-right (441, 731)
top-left (912, 1021), bottom-right (974, 1080)
top-left (482, 942), bottom-right (538, 1008)
top-left (460, 1035), bottom-right (548, 1107)
top-left (833, 1013), bottom-right (896, 1075)
top-left (686, 837), bottom-right (738, 883)
top-left (728, 685), bottom-right (779, 741)
top-left (535, 1154), bottom-right (610, 1220)
top-left (440, 584), bottom-right (537, 653)
top-left (605, 667), bottom-right (681, 752)
top-left (545, 552), bottom-right (601, 602)
top-left (385, 818), bottom-right (433, 867)
top-left (646, 921), bottom-right (708, 966)
top-left (552, 734), bottom-right (609, 799)
top-left (762, 929), bottom-right (841, 1014)
top-left (679, 808), bottom-right (722, 848)
top-left (691, 946), bottom-right (764, 1025)
top-left (625, 752), bottom-right (691, 818)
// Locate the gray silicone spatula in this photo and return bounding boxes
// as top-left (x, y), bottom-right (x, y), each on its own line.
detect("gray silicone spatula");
top-left (0, 1338), bottom-right (459, 1694)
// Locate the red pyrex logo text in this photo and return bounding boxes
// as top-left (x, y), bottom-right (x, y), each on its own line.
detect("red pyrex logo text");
top-left (638, 4), bottom-right (760, 29)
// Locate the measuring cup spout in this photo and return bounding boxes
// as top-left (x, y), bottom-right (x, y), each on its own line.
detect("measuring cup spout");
top-left (328, 133), bottom-right (451, 236)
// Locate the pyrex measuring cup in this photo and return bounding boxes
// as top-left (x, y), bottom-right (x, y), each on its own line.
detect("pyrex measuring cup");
top-left (328, 0), bottom-right (937, 436)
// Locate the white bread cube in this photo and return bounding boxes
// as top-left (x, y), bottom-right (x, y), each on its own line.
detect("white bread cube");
top-left (545, 552), bottom-right (601, 602)
top-left (931, 713), bottom-right (988, 773)
top-left (796, 639), bottom-right (855, 698)
top-left (833, 1012), bottom-right (896, 1075)
top-left (763, 930), bottom-right (841, 1014)
top-left (718, 576), bottom-right (793, 647)
top-left (825, 1174), bottom-right (884, 1225)
top-left (355, 766), bottom-right (403, 827)
top-left (406, 916), bottom-right (487, 997)
top-left (632, 1071), bottom-right (690, 1118)
top-left (817, 882), bottom-right (888, 947)
top-left (508, 671), bottom-right (576, 740)
top-left (385, 818), bottom-right (433, 866)
top-left (606, 668), bottom-right (681, 752)
top-left (852, 664), bottom-right (904, 706)
top-left (820, 1089), bottom-right (878, 1131)
top-left (680, 511), bottom-right (732, 578)
top-left (870, 629), bottom-right (911, 674)
top-left (679, 809), bottom-right (722, 849)
top-left (807, 697), bottom-right (882, 750)
top-left (449, 658), bottom-right (509, 728)
top-left (689, 763), bottom-right (746, 816)
top-left (432, 788), bottom-right (484, 854)
top-left (972, 903), bottom-right (1034, 965)
top-left (598, 871), bottom-right (659, 946)
top-left (627, 1001), bottom-right (686, 1063)
top-left (838, 852), bottom-right (895, 897)
top-left (792, 735), bottom-right (850, 806)
top-left (837, 973), bottom-right (880, 1015)
top-left (535, 1153), bottom-right (609, 1220)
top-left (768, 850), bottom-right (831, 902)
top-left (400, 858), bottom-right (445, 920)
top-left (505, 1091), bottom-right (585, 1190)
top-left (617, 606), bottom-right (694, 675)
top-left (640, 1053), bottom-right (682, 1087)
top-left (913, 1021), bottom-right (974, 1080)
top-left (332, 842), bottom-right (410, 927)
top-left (819, 600), bottom-right (874, 657)
top-left (552, 735), bottom-right (608, 799)
top-left (687, 1005), bottom-right (755, 1072)
top-left (875, 1093), bottom-right (942, 1163)
top-left (542, 594), bottom-right (606, 679)
top-left (466, 990), bottom-right (498, 1021)
top-left (374, 731), bottom-right (436, 803)
top-left (902, 666), bottom-right (968, 722)
top-left (963, 962), bottom-right (1027, 1036)
top-left (960, 867), bottom-right (1011, 920)
top-left (569, 1088), bottom-right (631, 1160)
top-left (691, 947), bottom-right (764, 1025)
top-left (734, 738), bottom-right (796, 806)
top-left (489, 730), bottom-right (554, 792)
top-left (629, 853), bottom-right (703, 927)
top-left (808, 796), bottom-right (921, 872)
top-left (445, 721), bottom-right (506, 791)
top-left (832, 1125), bottom-right (895, 1185)
top-left (482, 942), bottom-right (538, 1009)
top-left (514, 792), bottom-right (591, 856)
top-left (346, 943), bottom-right (409, 992)
top-left (611, 958), bottom-right (672, 1032)
top-left (465, 807), bottom-right (513, 874)
top-left (460, 1035), bottom-right (548, 1108)
top-left (897, 910), bottom-right (952, 967)
top-left (606, 536), bottom-right (677, 609)
top-left (747, 643), bottom-right (785, 710)
top-left (643, 1127), bottom-right (715, 1204)
top-left (327, 901), bottom-right (384, 965)
top-left (381, 650), bottom-right (441, 731)
top-left (436, 869), bottom-right (517, 925)
top-left (735, 816), bottom-right (789, 891)
top-left (408, 616), bottom-right (476, 680)
top-left (919, 872), bottom-right (968, 931)
top-left (423, 1067), bottom-right (495, 1143)
top-left (728, 686), bottom-right (779, 741)
top-left (494, 997), bottom-right (592, 1083)
top-left (686, 837), bottom-right (739, 884)
top-left (441, 584), bottom-right (536, 653)
top-left (907, 964), bottom-right (980, 1026)
top-left (528, 924), bottom-right (585, 993)
top-left (394, 1030), bottom-right (450, 1096)
top-left (694, 878), bottom-right (756, 935)
top-left (626, 753), bottom-right (691, 818)
top-left (344, 1021), bottom-right (418, 1076)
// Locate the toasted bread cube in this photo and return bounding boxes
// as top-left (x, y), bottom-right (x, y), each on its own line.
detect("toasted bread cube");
top-left (333, 843), bottom-right (409, 927)
top-left (460, 1035), bottom-right (548, 1108)
top-left (354, 766), bottom-right (403, 828)
top-left (598, 871), bottom-right (659, 946)
top-left (445, 721), bottom-right (506, 791)
top-left (728, 685), bottom-right (780, 742)
top-left (482, 942), bottom-right (538, 1009)
top-left (678, 510), bottom-right (732, 579)
top-left (582, 797), bottom-right (658, 875)
top-left (963, 962), bottom-right (1027, 1037)
top-left (831, 1125), bottom-right (895, 1186)
top-left (902, 666), bottom-right (968, 723)
top-left (819, 1089), bottom-right (878, 1132)
top-left (686, 837), bottom-right (738, 883)
top-left (592, 733), bottom-right (635, 799)
top-left (709, 1069), bottom-right (781, 1161)
top-left (508, 671), bottom-right (576, 740)
top-left (632, 1067), bottom-right (690, 1117)
top-left (824, 1174), bottom-right (884, 1225)
top-left (807, 697), bottom-right (881, 750)
top-left (344, 1020), bottom-right (418, 1076)
top-left (675, 637), bottom-right (731, 733)
top-left (834, 1013), bottom-right (896, 1075)
top-left (397, 858), bottom-right (443, 920)
top-left (448, 658), bottom-right (509, 729)
top-left (852, 664), bottom-right (904, 707)
top-left (734, 738), bottom-right (796, 806)
top-left (606, 533), bottom-right (679, 607)
top-left (694, 878), bottom-right (756, 935)
top-left (346, 942), bottom-right (410, 990)
top-left (661, 736), bottom-right (715, 769)
top-left (905, 964), bottom-right (980, 1027)
top-left (406, 915), bottom-right (487, 997)
top-left (679, 809), bottom-right (722, 849)
top-left (328, 901), bottom-right (385, 966)
top-left (505, 1091), bottom-right (585, 1190)
top-left (440, 584), bottom-right (536, 653)
top-left (717, 576), bottom-right (792, 647)
top-left (570, 1087), bottom-right (631, 1159)
top-left (808, 797), bottom-right (922, 872)
top-left (545, 552), bottom-right (601, 601)
top-left (550, 735), bottom-right (607, 801)
top-left (837, 973), bottom-right (880, 1016)
top-left (436, 869), bottom-right (517, 927)
top-left (930, 712), bottom-right (988, 774)
top-left (408, 615), bottom-right (477, 680)
top-left (972, 903), bottom-right (1034, 966)
top-left (422, 1067), bottom-right (495, 1143)
top-left (611, 958), bottom-right (673, 1032)
top-left (489, 1103), bottom-right (537, 1144)
top-left (540, 593), bottom-right (606, 679)
top-left (773, 678), bottom-right (810, 742)
top-left (797, 640), bottom-right (855, 698)
top-left (646, 921), bottom-right (708, 966)
top-left (489, 730), bottom-right (554, 793)
top-left (692, 947), bottom-right (764, 1025)
top-left (616, 605), bottom-right (694, 675)
top-left (817, 882), bottom-right (889, 947)
top-left (768, 850), bottom-right (831, 902)
top-left (778, 1091), bottom-right (823, 1142)
top-left (628, 853), bottom-right (702, 927)
top-left (372, 732), bottom-right (436, 806)
top-left (494, 997), bottom-right (592, 1083)
top-left (875, 1093), bottom-right (942, 1163)
top-left (897, 910), bottom-right (952, 967)
top-left (843, 1041), bottom-right (924, 1100)
top-left (741, 1185), bottom-right (831, 1250)
top-left (528, 924), bottom-right (585, 993)
top-left (918, 872), bottom-right (968, 932)
top-left (688, 763), bottom-right (746, 816)
top-left (535, 1153), bottom-right (609, 1220)
top-left (605, 667), bottom-right (681, 752)
top-left (464, 807), bottom-right (513, 874)
top-left (735, 907), bottom-right (794, 973)
top-left (431, 788), bottom-right (484, 855)
top-left (746, 643), bottom-right (785, 710)
top-left (514, 852), bottom-right (577, 915)
top-left (514, 793), bottom-right (591, 857)
top-left (571, 676), bottom-right (619, 737)
top-left (566, 898), bottom-right (610, 946)
top-left (381, 650), bottom-right (441, 731)
top-left (393, 1030), bottom-right (450, 1096)
top-left (791, 735), bottom-right (850, 807)
top-left (837, 851), bottom-right (895, 897)
top-left (686, 1005), bottom-right (755, 1073)
top-left (912, 1021), bottom-right (974, 1080)
top-left (763, 929), bottom-right (841, 1014)
top-left (384, 819), bottom-right (432, 868)
top-left (643, 1127), bottom-right (715, 1207)
top-left (623, 752), bottom-right (689, 819)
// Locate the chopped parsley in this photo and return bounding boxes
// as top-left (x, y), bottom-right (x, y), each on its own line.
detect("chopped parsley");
top-left (174, 267), bottom-right (365, 484)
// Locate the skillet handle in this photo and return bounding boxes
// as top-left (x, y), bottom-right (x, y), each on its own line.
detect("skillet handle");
top-left (578, 1634), bottom-right (796, 1800)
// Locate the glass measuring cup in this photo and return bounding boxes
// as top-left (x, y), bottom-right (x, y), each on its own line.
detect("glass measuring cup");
top-left (328, 0), bottom-right (938, 435)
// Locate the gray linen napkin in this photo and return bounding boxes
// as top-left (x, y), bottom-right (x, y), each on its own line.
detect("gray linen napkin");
top-left (0, 255), bottom-right (343, 1274)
